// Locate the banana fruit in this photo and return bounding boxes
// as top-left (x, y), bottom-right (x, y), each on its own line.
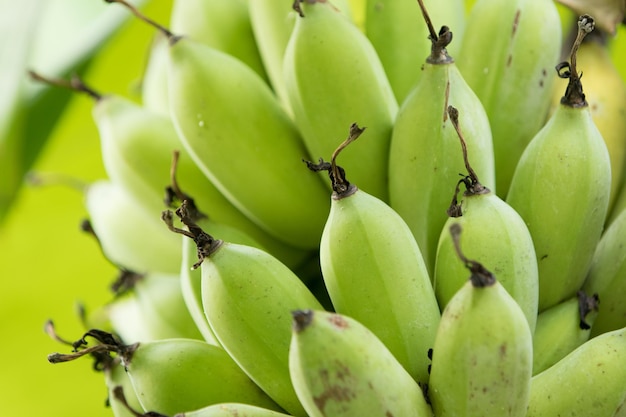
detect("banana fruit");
top-left (308, 124), bottom-right (440, 385)
top-left (284, 0), bottom-right (398, 202)
top-left (506, 15), bottom-right (612, 312)
top-left (434, 106), bottom-right (539, 333)
top-left (289, 309), bottom-right (433, 417)
top-left (457, 0), bottom-right (563, 196)
top-left (388, 2), bottom-right (495, 274)
top-left (429, 224), bottom-right (533, 417)
top-left (527, 327), bottom-right (626, 416)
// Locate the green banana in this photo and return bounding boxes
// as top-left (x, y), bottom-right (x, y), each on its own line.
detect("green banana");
top-left (174, 404), bottom-right (293, 417)
top-left (163, 204), bottom-right (323, 417)
top-left (289, 309), bottom-right (434, 417)
top-left (566, 31), bottom-right (626, 220)
top-left (388, 3), bottom-right (495, 275)
top-left (526, 327), bottom-right (626, 417)
top-left (582, 208), bottom-right (626, 337)
top-left (85, 180), bottom-right (183, 274)
top-left (531, 291), bottom-right (599, 375)
top-left (177, 206), bottom-right (265, 346)
top-left (456, 0), bottom-right (563, 197)
top-left (169, 0), bottom-right (269, 83)
top-left (433, 106), bottom-right (538, 333)
top-left (506, 15), bottom-right (612, 312)
top-left (140, 33), bottom-right (170, 117)
top-left (305, 123), bottom-right (440, 385)
top-left (48, 331), bottom-right (282, 416)
top-left (29, 71), bottom-right (308, 267)
top-left (364, 0), bottom-right (465, 102)
top-left (284, 0), bottom-right (398, 202)
top-left (428, 223), bottom-right (533, 417)
top-left (109, 270), bottom-right (203, 342)
top-left (247, 0), bottom-right (353, 114)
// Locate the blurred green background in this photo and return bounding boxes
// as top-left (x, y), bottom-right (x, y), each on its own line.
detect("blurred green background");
top-left (0, 1), bottom-right (624, 416)
top-left (0, 1), bottom-right (171, 416)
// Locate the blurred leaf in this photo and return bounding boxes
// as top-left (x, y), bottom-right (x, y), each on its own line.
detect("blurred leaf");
top-left (0, 0), bottom-right (147, 224)
top-left (555, 0), bottom-right (625, 34)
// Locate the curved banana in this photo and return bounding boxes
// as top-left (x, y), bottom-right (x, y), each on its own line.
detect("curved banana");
top-left (506, 16), bottom-right (612, 312)
top-left (163, 31), bottom-right (330, 249)
top-left (284, 0), bottom-right (398, 202)
top-left (549, 28), bottom-right (626, 216)
top-left (531, 291), bottom-right (599, 375)
top-left (178, 212), bottom-right (265, 346)
top-left (582, 208), bottom-right (626, 337)
top-left (289, 309), bottom-right (434, 417)
top-left (388, 5), bottom-right (495, 275)
top-left (48, 332), bottom-right (282, 416)
top-left (526, 327), bottom-right (626, 416)
top-left (248, 0), bottom-right (353, 114)
top-left (433, 106), bottom-right (538, 333)
top-left (365, 0), bottom-right (465, 102)
top-left (175, 403), bottom-right (292, 417)
top-left (163, 204), bottom-right (323, 417)
top-left (85, 180), bottom-right (183, 274)
top-left (429, 223), bottom-right (533, 417)
top-left (169, 0), bottom-right (269, 83)
top-left (306, 124), bottom-right (440, 385)
top-left (456, 0), bottom-right (562, 197)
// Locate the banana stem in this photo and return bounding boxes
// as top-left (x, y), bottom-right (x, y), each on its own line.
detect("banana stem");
top-left (447, 106), bottom-right (489, 196)
top-left (576, 290), bottom-right (600, 330)
top-left (162, 204), bottom-right (222, 269)
top-left (112, 386), bottom-right (168, 417)
top-left (164, 150), bottom-right (206, 222)
top-left (558, 14), bottom-right (595, 107)
top-left (28, 71), bottom-right (102, 101)
top-left (105, 0), bottom-right (180, 44)
top-left (449, 223), bottom-right (496, 288)
top-left (416, 0), bottom-right (453, 64)
top-left (303, 123), bottom-right (364, 198)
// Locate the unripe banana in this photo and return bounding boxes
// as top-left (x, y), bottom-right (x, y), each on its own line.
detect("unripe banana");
top-left (85, 180), bottom-right (182, 274)
top-left (506, 16), bottom-right (612, 312)
top-left (177, 207), bottom-right (265, 346)
top-left (163, 204), bottom-right (323, 417)
top-left (156, 25), bottom-right (330, 249)
top-left (107, 361), bottom-right (144, 417)
top-left (428, 223), bottom-right (533, 417)
top-left (284, 0), bottom-right (398, 202)
top-left (110, 271), bottom-right (203, 342)
top-left (248, 0), bottom-right (353, 114)
top-left (48, 331), bottom-right (282, 416)
top-left (526, 327), bottom-right (626, 417)
top-left (289, 309), bottom-right (434, 417)
top-left (456, 0), bottom-right (562, 197)
top-left (433, 106), bottom-right (538, 333)
top-left (174, 403), bottom-right (292, 417)
top-left (140, 33), bottom-right (170, 117)
top-left (364, 0), bottom-right (465, 102)
top-left (388, 5), bottom-right (495, 275)
top-left (306, 124), bottom-right (440, 385)
top-left (169, 0), bottom-right (269, 83)
top-left (531, 291), bottom-right (599, 375)
top-left (582, 208), bottom-right (626, 337)
top-left (553, 30), bottom-right (626, 217)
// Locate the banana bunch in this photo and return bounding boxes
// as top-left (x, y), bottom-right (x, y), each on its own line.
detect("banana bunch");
top-left (38, 1), bottom-right (626, 417)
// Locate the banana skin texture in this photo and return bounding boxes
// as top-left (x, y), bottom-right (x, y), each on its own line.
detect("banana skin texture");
top-left (289, 309), bottom-right (433, 417)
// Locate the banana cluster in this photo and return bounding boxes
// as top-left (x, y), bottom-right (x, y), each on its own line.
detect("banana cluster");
top-left (41, 1), bottom-right (626, 417)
